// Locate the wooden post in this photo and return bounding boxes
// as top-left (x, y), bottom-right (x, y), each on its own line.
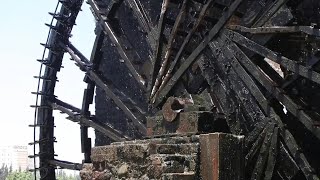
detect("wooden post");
top-left (200, 133), bottom-right (244, 180)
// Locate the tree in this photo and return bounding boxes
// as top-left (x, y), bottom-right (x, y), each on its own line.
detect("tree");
top-left (8, 166), bottom-right (12, 174)
top-left (56, 170), bottom-right (80, 180)
top-left (6, 171), bottom-right (33, 180)
top-left (0, 164), bottom-right (9, 180)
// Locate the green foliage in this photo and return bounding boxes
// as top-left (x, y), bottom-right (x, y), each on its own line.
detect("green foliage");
top-left (56, 170), bottom-right (80, 180)
top-left (6, 171), bottom-right (33, 180)
top-left (0, 166), bottom-right (80, 180)
top-left (0, 164), bottom-right (10, 180)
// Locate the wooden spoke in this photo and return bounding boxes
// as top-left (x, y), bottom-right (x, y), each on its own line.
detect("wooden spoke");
top-left (153, 0), bottom-right (244, 106)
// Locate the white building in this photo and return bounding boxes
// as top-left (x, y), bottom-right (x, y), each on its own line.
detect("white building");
top-left (0, 145), bottom-right (29, 171)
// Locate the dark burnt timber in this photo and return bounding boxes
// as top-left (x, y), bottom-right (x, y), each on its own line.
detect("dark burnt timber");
top-left (33, 1), bottom-right (84, 179)
top-left (150, 0), bottom-right (188, 101)
top-left (153, 0), bottom-right (244, 107)
top-left (34, 0), bottom-right (320, 179)
top-left (50, 101), bottom-right (129, 142)
top-left (89, 0), bottom-right (148, 90)
top-left (151, 0), bottom-right (215, 102)
top-left (63, 42), bottom-right (147, 135)
top-left (48, 159), bottom-right (83, 171)
top-left (124, 0), bottom-right (152, 34)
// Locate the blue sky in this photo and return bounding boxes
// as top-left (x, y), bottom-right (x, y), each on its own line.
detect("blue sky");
top-left (0, 1), bottom-right (96, 164)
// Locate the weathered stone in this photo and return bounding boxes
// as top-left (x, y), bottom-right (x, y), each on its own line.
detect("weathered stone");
top-left (93, 170), bottom-right (112, 180)
top-left (147, 111), bottom-right (215, 136)
top-left (156, 144), bottom-right (198, 155)
top-left (162, 172), bottom-right (195, 180)
top-left (117, 163), bottom-right (129, 177)
top-left (83, 133), bottom-right (243, 180)
top-left (80, 163), bottom-right (94, 180)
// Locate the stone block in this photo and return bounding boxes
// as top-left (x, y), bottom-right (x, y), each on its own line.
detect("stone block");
top-left (147, 111), bottom-right (215, 136)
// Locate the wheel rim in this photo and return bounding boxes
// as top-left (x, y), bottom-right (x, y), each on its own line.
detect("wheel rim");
top-left (33, 0), bottom-right (320, 179)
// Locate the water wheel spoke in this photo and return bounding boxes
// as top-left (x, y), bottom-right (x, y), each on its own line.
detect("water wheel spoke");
top-left (222, 36), bottom-right (320, 140)
top-left (152, 0), bottom-right (216, 101)
top-left (89, 0), bottom-right (147, 89)
top-left (208, 39), bottom-right (266, 133)
top-left (250, 123), bottom-right (275, 180)
top-left (251, 0), bottom-right (288, 28)
top-left (98, 0), bottom-right (124, 18)
top-left (148, 0), bottom-right (170, 94)
top-left (245, 124), bottom-right (271, 167)
top-left (48, 159), bottom-right (82, 171)
top-left (34, 0), bottom-right (320, 179)
top-left (228, 25), bottom-right (320, 37)
top-left (224, 29), bottom-right (320, 85)
top-left (50, 100), bottom-right (129, 142)
top-left (124, 0), bottom-right (152, 34)
top-left (244, 120), bottom-right (269, 152)
top-left (153, 0), bottom-right (244, 107)
top-left (150, 0), bottom-right (188, 99)
top-left (276, 142), bottom-right (300, 179)
top-left (54, 98), bottom-right (81, 113)
top-left (211, 32), bottom-right (319, 179)
top-left (213, 37), bottom-right (271, 115)
top-left (264, 127), bottom-right (279, 180)
top-left (64, 42), bottom-right (147, 135)
top-left (198, 54), bottom-right (229, 115)
top-left (280, 130), bottom-right (319, 180)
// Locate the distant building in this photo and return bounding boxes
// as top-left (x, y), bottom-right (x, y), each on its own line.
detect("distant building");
top-left (0, 145), bottom-right (29, 171)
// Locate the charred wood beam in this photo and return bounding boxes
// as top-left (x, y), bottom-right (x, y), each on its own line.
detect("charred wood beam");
top-left (228, 25), bottom-right (320, 36)
top-left (124, 0), bottom-right (152, 34)
top-left (250, 123), bottom-right (275, 180)
top-left (251, 0), bottom-right (288, 27)
top-left (209, 39), bottom-right (267, 133)
top-left (151, 0), bottom-right (213, 102)
top-left (213, 34), bottom-right (318, 179)
top-left (281, 55), bottom-right (320, 89)
top-left (264, 127), bottom-right (279, 180)
top-left (55, 98), bottom-right (81, 113)
top-left (152, 0), bottom-right (214, 101)
top-left (197, 54), bottom-right (228, 116)
top-left (80, 28), bottom-right (104, 163)
top-left (281, 129), bottom-right (319, 180)
top-left (240, 0), bottom-right (286, 28)
top-left (211, 39), bottom-right (271, 116)
top-left (243, 5), bottom-right (293, 85)
top-left (153, 0), bottom-right (243, 107)
top-left (51, 101), bottom-right (129, 142)
top-left (221, 34), bottom-right (320, 141)
top-left (225, 29), bottom-right (320, 85)
top-left (148, 0), bottom-right (170, 97)
top-left (208, 34), bottom-right (317, 179)
top-left (245, 123), bottom-right (270, 167)
top-left (48, 159), bottom-right (82, 171)
top-left (198, 51), bottom-right (260, 133)
top-left (150, 0), bottom-right (188, 99)
top-left (36, 1), bottom-right (84, 179)
top-left (63, 43), bottom-right (147, 135)
top-left (101, 0), bottom-right (124, 19)
top-left (244, 120), bottom-right (269, 153)
top-left (276, 142), bottom-right (300, 179)
top-left (88, 0), bottom-right (147, 89)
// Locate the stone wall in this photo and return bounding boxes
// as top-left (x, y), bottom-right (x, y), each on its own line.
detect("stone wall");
top-left (81, 136), bottom-right (199, 179)
top-left (81, 133), bottom-right (243, 180)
